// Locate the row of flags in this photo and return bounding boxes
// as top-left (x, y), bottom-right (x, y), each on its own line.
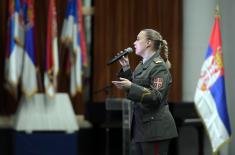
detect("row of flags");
top-left (4, 0), bottom-right (87, 98)
top-left (194, 6), bottom-right (231, 154)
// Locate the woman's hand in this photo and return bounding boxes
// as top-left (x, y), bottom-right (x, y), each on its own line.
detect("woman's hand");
top-left (112, 78), bottom-right (131, 90)
top-left (117, 51), bottom-right (129, 67)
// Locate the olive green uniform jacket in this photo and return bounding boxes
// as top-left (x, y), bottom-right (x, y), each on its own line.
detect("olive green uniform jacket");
top-left (118, 52), bottom-right (178, 142)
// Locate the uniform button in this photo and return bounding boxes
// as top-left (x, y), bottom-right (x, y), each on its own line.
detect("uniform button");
top-left (151, 117), bottom-right (154, 120)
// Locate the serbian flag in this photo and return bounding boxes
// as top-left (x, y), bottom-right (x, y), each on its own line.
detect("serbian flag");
top-left (21, 0), bottom-right (38, 97)
top-left (44, 0), bottom-right (59, 97)
top-left (194, 11), bottom-right (231, 153)
top-left (13, 0), bottom-right (25, 47)
top-left (4, 0), bottom-right (24, 94)
top-left (60, 0), bottom-right (73, 44)
top-left (61, 0), bottom-right (83, 96)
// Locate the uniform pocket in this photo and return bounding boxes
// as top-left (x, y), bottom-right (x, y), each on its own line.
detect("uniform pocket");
top-left (142, 116), bottom-right (155, 123)
top-left (141, 109), bottom-right (164, 124)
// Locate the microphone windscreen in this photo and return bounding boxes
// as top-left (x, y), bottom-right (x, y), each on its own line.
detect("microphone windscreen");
top-left (107, 47), bottom-right (133, 65)
top-left (125, 47), bottom-right (133, 53)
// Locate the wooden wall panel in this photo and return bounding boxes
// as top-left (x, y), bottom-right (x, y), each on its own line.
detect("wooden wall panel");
top-left (0, 0), bottom-right (182, 114)
top-left (92, 0), bottom-right (182, 102)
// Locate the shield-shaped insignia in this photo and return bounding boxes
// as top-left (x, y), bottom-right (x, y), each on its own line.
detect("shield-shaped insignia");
top-left (153, 77), bottom-right (163, 90)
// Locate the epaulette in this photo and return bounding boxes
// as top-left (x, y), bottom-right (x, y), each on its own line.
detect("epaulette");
top-left (154, 60), bottom-right (163, 64)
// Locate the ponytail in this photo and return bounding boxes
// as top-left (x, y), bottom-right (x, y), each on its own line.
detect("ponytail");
top-left (160, 40), bottom-right (171, 69)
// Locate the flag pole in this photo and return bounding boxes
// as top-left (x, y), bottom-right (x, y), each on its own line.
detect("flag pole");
top-left (213, 3), bottom-right (220, 155)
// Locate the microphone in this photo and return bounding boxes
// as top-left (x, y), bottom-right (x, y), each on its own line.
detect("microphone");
top-left (107, 47), bottom-right (133, 65)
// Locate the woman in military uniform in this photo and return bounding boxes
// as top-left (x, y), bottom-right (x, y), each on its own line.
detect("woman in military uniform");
top-left (112, 29), bottom-right (178, 155)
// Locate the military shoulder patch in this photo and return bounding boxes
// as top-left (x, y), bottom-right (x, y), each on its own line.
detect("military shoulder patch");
top-left (153, 77), bottom-right (163, 90)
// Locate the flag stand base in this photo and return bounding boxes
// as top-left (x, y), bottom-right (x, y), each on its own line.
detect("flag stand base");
top-left (14, 93), bottom-right (79, 133)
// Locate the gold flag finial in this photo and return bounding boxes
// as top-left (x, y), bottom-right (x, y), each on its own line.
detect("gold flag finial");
top-left (215, 3), bottom-right (220, 17)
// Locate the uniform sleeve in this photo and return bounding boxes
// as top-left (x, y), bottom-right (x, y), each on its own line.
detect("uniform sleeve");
top-left (127, 64), bottom-right (171, 105)
top-left (117, 68), bottom-right (132, 80)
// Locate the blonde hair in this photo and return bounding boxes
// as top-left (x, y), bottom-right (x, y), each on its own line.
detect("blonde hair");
top-left (142, 29), bottom-right (171, 69)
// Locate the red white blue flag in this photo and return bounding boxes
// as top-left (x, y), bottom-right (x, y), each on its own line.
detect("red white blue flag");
top-left (44, 0), bottom-right (59, 97)
top-left (21, 0), bottom-right (38, 97)
top-left (77, 0), bottom-right (87, 66)
top-left (5, 0), bottom-right (24, 95)
top-left (194, 10), bottom-right (231, 153)
top-left (61, 0), bottom-right (86, 96)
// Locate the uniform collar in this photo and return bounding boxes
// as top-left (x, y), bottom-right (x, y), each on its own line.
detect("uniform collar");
top-left (142, 51), bottom-right (160, 69)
